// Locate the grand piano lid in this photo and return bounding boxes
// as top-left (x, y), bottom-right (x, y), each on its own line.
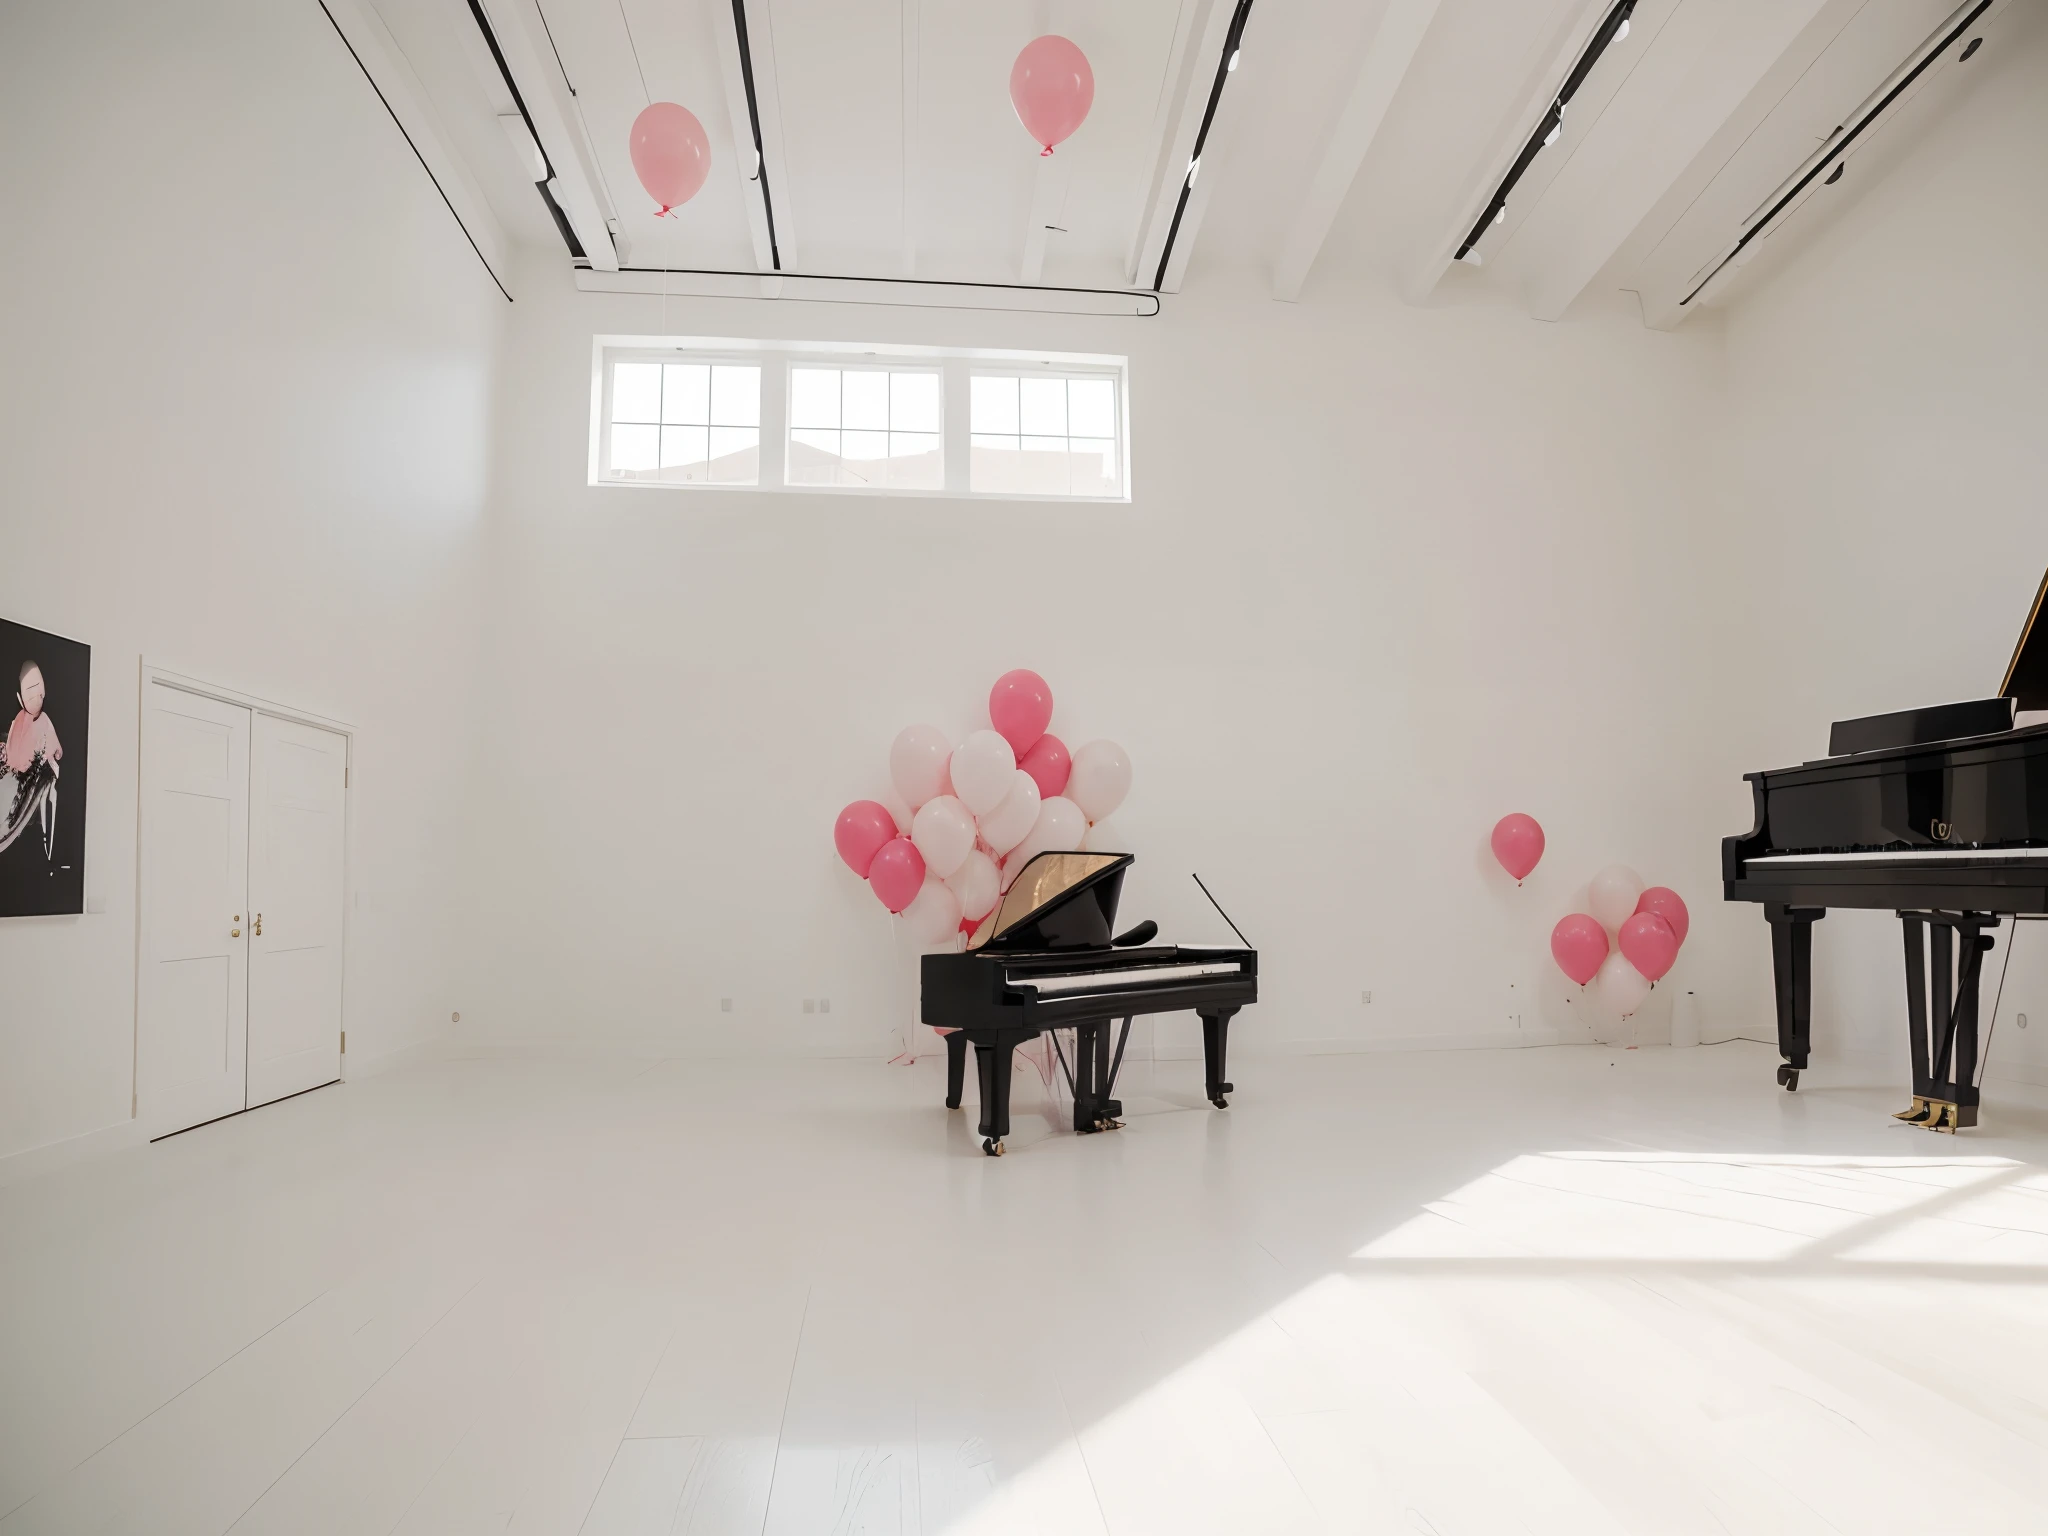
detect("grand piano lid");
top-left (966, 851), bottom-right (1131, 951)
top-left (2001, 564), bottom-right (2048, 714)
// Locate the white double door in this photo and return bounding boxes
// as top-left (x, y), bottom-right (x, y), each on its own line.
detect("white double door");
top-left (138, 683), bottom-right (348, 1138)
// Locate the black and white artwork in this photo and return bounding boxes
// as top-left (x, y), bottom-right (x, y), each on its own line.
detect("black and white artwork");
top-left (0, 619), bottom-right (88, 917)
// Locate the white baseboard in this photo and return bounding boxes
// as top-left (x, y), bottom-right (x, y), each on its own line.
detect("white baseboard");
top-left (0, 1116), bottom-right (146, 1188)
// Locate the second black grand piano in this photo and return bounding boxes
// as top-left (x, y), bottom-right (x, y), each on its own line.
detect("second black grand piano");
top-left (921, 851), bottom-right (1257, 1155)
top-left (1725, 566), bottom-right (2048, 1130)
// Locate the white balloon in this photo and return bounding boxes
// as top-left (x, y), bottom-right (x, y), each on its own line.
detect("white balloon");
top-left (1000, 798), bottom-right (1079, 890)
top-left (889, 724), bottom-right (952, 810)
top-left (976, 770), bottom-right (1041, 856)
top-left (946, 849), bottom-right (1000, 921)
top-left (1589, 864), bottom-right (1645, 930)
top-left (1083, 817), bottom-right (1126, 853)
top-left (950, 729), bottom-right (1016, 816)
top-left (902, 872), bottom-right (963, 947)
top-left (910, 795), bottom-right (976, 879)
top-left (1033, 796), bottom-right (1088, 855)
top-left (1066, 740), bottom-right (1132, 822)
top-left (1595, 951), bottom-right (1651, 1017)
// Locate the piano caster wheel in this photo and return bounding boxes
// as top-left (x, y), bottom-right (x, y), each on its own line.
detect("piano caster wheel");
top-left (945, 1096), bottom-right (961, 1110)
top-left (1209, 1095), bottom-right (1229, 1109)
top-left (1776, 1065), bottom-right (1799, 1092)
top-left (982, 1137), bottom-right (1004, 1157)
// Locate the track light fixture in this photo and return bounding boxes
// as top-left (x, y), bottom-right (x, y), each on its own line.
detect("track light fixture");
top-left (1452, 0), bottom-right (1636, 264)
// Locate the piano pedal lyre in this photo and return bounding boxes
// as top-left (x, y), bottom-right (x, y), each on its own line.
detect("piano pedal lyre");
top-left (1894, 1096), bottom-right (1932, 1124)
top-left (1924, 1100), bottom-right (1959, 1134)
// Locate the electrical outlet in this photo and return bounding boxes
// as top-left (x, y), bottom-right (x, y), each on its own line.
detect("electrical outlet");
top-left (1360, 990), bottom-right (1372, 1004)
top-left (803, 999), bottom-right (815, 1014)
top-left (720, 997), bottom-right (733, 1013)
top-left (819, 998), bottom-right (831, 1014)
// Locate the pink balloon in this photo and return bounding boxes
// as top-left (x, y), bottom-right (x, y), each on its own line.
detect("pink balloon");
top-left (1490, 813), bottom-right (1545, 882)
top-left (989, 669), bottom-right (1054, 755)
top-left (1017, 733), bottom-right (1070, 799)
top-left (834, 800), bottom-right (897, 878)
top-left (630, 102), bottom-right (711, 215)
top-left (1635, 886), bottom-right (1690, 947)
top-left (1550, 914), bottom-right (1609, 987)
top-left (1619, 912), bottom-right (1679, 982)
top-left (1009, 36), bottom-right (1095, 156)
top-left (868, 838), bottom-right (926, 913)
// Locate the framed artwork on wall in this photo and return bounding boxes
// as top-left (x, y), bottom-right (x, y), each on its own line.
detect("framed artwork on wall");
top-left (0, 618), bottom-right (89, 917)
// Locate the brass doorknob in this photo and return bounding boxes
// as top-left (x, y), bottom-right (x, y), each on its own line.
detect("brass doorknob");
top-left (254, 914), bottom-right (263, 936)
top-left (231, 927), bottom-right (241, 938)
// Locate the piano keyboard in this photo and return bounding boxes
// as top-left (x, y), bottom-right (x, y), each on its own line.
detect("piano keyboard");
top-left (1012, 961), bottom-right (1244, 995)
top-left (1747, 846), bottom-right (2048, 867)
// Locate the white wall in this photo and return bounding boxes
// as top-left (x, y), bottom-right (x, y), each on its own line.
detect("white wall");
top-left (1715, 11), bottom-right (2048, 1077)
top-left (460, 254), bottom-right (1730, 1058)
top-left (0, 0), bottom-right (505, 1163)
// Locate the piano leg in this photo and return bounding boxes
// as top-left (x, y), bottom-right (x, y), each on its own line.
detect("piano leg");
top-left (1899, 913), bottom-right (1995, 1132)
top-left (1765, 904), bottom-right (1825, 1090)
top-left (943, 1030), bottom-right (966, 1110)
top-left (973, 1034), bottom-right (1018, 1154)
top-left (1200, 1008), bottom-right (1238, 1109)
top-left (1072, 1023), bottom-right (1100, 1133)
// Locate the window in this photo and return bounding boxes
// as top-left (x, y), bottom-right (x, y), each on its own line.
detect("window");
top-left (606, 360), bottom-right (760, 485)
top-left (592, 337), bottom-right (1127, 501)
top-left (970, 374), bottom-right (1121, 497)
top-left (788, 367), bottom-right (942, 490)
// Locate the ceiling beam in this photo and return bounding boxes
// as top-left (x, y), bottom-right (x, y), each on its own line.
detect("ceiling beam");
top-left (1127, 0), bottom-right (1235, 288)
top-left (1396, 0), bottom-right (1613, 306)
top-left (476, 0), bottom-right (619, 270)
top-left (712, 0), bottom-right (779, 271)
top-left (1516, 0), bottom-right (1828, 320)
top-left (900, 0), bottom-right (919, 275)
top-left (1271, 0), bottom-right (1442, 303)
top-left (315, 0), bottom-right (511, 296)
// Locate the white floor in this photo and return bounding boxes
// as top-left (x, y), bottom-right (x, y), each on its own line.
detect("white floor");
top-left (4, 1041), bottom-right (2048, 1535)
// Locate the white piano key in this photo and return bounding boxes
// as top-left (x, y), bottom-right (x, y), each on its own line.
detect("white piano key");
top-left (1012, 962), bottom-right (1242, 994)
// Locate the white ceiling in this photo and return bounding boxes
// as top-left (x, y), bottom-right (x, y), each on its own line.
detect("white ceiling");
top-left (365, 0), bottom-right (2043, 321)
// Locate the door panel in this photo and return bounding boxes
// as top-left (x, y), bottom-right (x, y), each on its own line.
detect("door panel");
top-left (246, 715), bottom-right (347, 1107)
top-left (138, 685), bottom-right (251, 1136)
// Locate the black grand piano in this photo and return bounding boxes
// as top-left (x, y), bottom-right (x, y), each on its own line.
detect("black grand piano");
top-left (921, 850), bottom-right (1257, 1155)
top-left (1726, 566), bottom-right (2048, 1131)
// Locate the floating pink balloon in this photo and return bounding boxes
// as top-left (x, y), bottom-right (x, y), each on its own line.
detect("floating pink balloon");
top-left (1490, 813), bottom-right (1545, 883)
top-left (989, 669), bottom-right (1055, 755)
top-left (630, 102), bottom-right (711, 215)
top-left (1017, 733), bottom-right (1070, 799)
top-left (1009, 36), bottom-right (1095, 156)
top-left (1635, 886), bottom-right (1690, 947)
top-left (1619, 912), bottom-right (1679, 982)
top-left (834, 800), bottom-right (898, 878)
top-left (1551, 913), bottom-right (1609, 987)
top-left (868, 838), bottom-right (926, 913)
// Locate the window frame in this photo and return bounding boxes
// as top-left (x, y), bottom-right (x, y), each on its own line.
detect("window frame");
top-left (589, 335), bottom-right (1130, 503)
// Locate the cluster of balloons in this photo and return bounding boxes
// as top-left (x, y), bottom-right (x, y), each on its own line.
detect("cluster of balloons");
top-left (1010, 36), bottom-right (1094, 155)
top-left (1550, 867), bottom-right (1690, 1018)
top-left (629, 102), bottom-right (711, 216)
top-left (834, 670), bottom-right (1132, 946)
